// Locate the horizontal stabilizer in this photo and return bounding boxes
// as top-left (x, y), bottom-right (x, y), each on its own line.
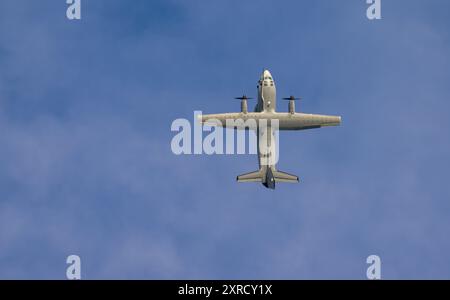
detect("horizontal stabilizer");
top-left (273, 170), bottom-right (299, 183)
top-left (236, 169), bottom-right (299, 185)
top-left (237, 170), bottom-right (263, 182)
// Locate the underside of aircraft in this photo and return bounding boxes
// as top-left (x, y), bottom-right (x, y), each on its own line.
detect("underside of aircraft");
top-left (199, 70), bottom-right (341, 189)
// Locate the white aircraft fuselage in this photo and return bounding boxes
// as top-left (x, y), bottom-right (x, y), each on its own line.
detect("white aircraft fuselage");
top-left (255, 70), bottom-right (278, 188)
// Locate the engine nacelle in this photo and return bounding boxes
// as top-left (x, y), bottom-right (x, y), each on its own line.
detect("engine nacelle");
top-left (283, 96), bottom-right (301, 114)
top-left (241, 99), bottom-right (248, 114)
top-left (235, 95), bottom-right (252, 114)
top-left (288, 100), bottom-right (295, 114)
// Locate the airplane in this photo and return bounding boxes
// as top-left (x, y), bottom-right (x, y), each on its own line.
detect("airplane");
top-left (198, 69), bottom-right (341, 189)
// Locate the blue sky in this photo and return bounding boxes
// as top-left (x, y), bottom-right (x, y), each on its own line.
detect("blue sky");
top-left (0, 0), bottom-right (450, 279)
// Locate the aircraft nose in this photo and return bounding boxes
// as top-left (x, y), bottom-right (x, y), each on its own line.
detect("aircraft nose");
top-left (263, 69), bottom-right (272, 78)
top-left (260, 69), bottom-right (273, 82)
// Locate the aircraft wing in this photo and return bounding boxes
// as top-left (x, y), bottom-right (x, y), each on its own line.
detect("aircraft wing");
top-left (199, 112), bottom-right (341, 130)
top-left (273, 113), bottom-right (341, 130)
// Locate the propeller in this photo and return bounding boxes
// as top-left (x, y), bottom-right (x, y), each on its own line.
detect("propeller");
top-left (282, 96), bottom-right (301, 101)
top-left (282, 96), bottom-right (302, 114)
top-left (235, 95), bottom-right (253, 100)
top-left (235, 95), bottom-right (253, 113)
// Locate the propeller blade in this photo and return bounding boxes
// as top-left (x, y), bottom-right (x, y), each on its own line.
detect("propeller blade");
top-left (235, 95), bottom-right (253, 100)
top-left (282, 96), bottom-right (301, 101)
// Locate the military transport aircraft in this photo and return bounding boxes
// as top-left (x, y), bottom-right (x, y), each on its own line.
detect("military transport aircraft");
top-left (199, 70), bottom-right (341, 189)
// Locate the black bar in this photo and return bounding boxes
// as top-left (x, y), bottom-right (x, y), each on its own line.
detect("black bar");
top-left (0, 280), bottom-right (449, 297)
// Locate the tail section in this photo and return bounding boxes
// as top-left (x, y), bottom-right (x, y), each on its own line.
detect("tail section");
top-left (263, 167), bottom-right (276, 189)
top-left (237, 167), bottom-right (299, 189)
